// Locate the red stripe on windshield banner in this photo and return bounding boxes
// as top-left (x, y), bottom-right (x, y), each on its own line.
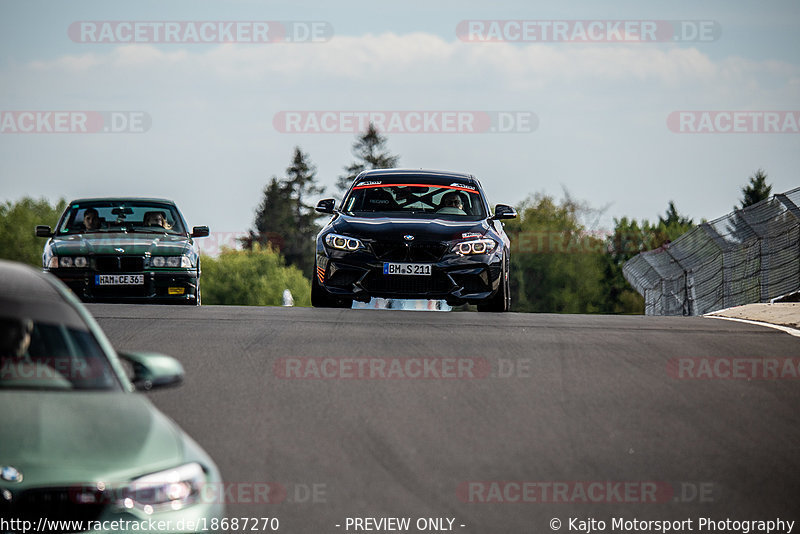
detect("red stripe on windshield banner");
top-left (351, 183), bottom-right (479, 194)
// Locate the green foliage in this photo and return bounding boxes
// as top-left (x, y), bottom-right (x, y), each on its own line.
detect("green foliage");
top-left (244, 147), bottom-right (324, 278)
top-left (0, 197), bottom-right (67, 266)
top-left (504, 193), bottom-right (607, 313)
top-left (200, 245), bottom-right (311, 306)
top-left (336, 123), bottom-right (400, 196)
top-left (739, 168), bottom-right (772, 208)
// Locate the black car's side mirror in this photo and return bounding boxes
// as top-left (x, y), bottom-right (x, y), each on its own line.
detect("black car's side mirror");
top-left (492, 204), bottom-right (517, 220)
top-left (35, 225), bottom-right (53, 237)
top-left (191, 226), bottom-right (210, 238)
top-left (316, 199), bottom-right (336, 214)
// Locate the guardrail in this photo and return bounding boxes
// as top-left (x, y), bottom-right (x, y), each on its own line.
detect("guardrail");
top-left (623, 187), bottom-right (800, 315)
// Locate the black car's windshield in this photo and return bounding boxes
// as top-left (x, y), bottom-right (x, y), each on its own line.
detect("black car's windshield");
top-left (0, 315), bottom-right (120, 391)
top-left (342, 182), bottom-right (486, 220)
top-left (56, 201), bottom-right (186, 236)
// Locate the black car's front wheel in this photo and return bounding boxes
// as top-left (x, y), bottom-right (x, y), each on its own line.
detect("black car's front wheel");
top-left (477, 255), bottom-right (510, 312)
top-left (311, 274), bottom-right (352, 308)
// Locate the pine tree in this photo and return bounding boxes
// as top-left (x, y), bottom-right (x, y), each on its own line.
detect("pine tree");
top-left (739, 169), bottom-right (772, 208)
top-left (243, 147), bottom-right (324, 277)
top-left (336, 123), bottom-right (399, 196)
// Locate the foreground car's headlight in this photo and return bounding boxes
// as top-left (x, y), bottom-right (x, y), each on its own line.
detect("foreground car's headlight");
top-left (324, 233), bottom-right (363, 251)
top-left (48, 256), bottom-right (88, 268)
top-left (452, 238), bottom-right (498, 256)
top-left (121, 462), bottom-right (205, 514)
top-left (152, 255), bottom-right (193, 268)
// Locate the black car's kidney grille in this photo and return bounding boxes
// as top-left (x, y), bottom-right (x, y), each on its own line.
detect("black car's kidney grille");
top-left (370, 241), bottom-right (448, 262)
top-left (363, 271), bottom-right (452, 295)
top-left (93, 255), bottom-right (145, 272)
top-left (0, 487), bottom-right (104, 532)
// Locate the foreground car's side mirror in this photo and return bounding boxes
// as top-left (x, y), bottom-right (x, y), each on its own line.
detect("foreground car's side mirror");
top-left (35, 225), bottom-right (54, 237)
top-left (316, 199), bottom-right (336, 214)
top-left (191, 226), bottom-right (210, 238)
top-left (492, 204), bottom-right (517, 220)
top-left (119, 351), bottom-right (185, 391)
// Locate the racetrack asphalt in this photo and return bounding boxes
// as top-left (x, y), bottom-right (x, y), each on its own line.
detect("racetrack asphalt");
top-left (89, 304), bottom-right (800, 532)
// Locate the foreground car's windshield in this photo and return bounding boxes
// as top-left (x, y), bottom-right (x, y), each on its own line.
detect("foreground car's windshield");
top-left (342, 181), bottom-right (486, 220)
top-left (56, 201), bottom-right (186, 236)
top-left (0, 315), bottom-right (120, 391)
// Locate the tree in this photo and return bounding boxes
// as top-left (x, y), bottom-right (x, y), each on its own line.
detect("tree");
top-left (336, 123), bottom-right (399, 196)
top-left (243, 147), bottom-right (324, 278)
top-left (200, 245), bottom-right (311, 306)
top-left (738, 169), bottom-right (772, 208)
top-left (0, 197), bottom-right (67, 267)
top-left (503, 192), bottom-right (607, 313)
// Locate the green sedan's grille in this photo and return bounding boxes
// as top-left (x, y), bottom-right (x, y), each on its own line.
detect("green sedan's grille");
top-left (93, 255), bottom-right (145, 272)
top-left (0, 487), bottom-right (104, 531)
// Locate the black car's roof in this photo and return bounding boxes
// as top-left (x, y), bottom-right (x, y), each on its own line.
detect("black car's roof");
top-left (355, 168), bottom-right (478, 185)
top-left (67, 197), bottom-right (178, 205)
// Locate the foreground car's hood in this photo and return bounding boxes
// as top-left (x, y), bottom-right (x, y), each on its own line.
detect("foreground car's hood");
top-left (330, 215), bottom-right (490, 242)
top-left (0, 391), bottom-right (185, 486)
top-left (50, 233), bottom-right (191, 256)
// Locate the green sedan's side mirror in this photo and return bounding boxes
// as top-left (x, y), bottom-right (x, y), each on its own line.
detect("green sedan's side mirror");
top-left (191, 226), bottom-right (210, 238)
top-left (119, 351), bottom-right (185, 391)
top-left (36, 225), bottom-right (54, 237)
top-left (316, 199), bottom-right (336, 214)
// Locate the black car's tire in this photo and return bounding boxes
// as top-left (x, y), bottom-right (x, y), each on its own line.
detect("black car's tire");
top-left (478, 255), bottom-right (510, 312)
top-left (311, 275), bottom-right (352, 308)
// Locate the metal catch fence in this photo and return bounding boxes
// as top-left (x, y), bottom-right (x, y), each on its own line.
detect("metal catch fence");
top-left (623, 187), bottom-right (800, 315)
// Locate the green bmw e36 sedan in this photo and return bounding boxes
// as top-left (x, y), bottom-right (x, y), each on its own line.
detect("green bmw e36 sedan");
top-left (36, 198), bottom-right (209, 305)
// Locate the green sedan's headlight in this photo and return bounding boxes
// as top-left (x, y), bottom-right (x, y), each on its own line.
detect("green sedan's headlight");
top-left (325, 233), bottom-right (363, 252)
top-left (152, 255), bottom-right (193, 268)
top-left (452, 238), bottom-right (498, 256)
top-left (120, 462), bottom-right (205, 514)
top-left (48, 256), bottom-right (88, 268)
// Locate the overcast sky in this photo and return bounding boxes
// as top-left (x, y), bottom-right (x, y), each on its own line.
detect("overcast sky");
top-left (1, 0), bottom-right (798, 238)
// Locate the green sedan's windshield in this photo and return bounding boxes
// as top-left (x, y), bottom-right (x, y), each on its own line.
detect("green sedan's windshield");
top-left (56, 201), bottom-right (186, 236)
top-left (0, 317), bottom-right (120, 391)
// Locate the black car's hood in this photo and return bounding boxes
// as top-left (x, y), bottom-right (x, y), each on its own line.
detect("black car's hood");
top-left (330, 215), bottom-right (491, 242)
top-left (50, 232), bottom-right (191, 256)
top-left (0, 391), bottom-right (185, 487)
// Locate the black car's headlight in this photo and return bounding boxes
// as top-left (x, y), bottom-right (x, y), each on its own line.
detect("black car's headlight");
top-left (324, 233), bottom-right (363, 252)
top-left (47, 256), bottom-right (88, 268)
top-left (120, 462), bottom-right (205, 514)
top-left (452, 238), bottom-right (498, 256)
top-left (151, 255), bottom-right (193, 268)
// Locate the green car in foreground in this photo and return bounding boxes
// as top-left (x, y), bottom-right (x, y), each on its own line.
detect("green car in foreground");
top-left (36, 198), bottom-right (209, 305)
top-left (0, 260), bottom-right (224, 530)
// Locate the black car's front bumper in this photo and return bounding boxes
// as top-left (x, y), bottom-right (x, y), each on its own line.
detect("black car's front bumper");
top-left (47, 268), bottom-right (199, 304)
top-left (316, 243), bottom-right (503, 305)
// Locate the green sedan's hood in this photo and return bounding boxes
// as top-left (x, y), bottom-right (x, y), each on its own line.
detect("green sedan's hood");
top-left (50, 233), bottom-right (191, 256)
top-left (0, 391), bottom-right (185, 487)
